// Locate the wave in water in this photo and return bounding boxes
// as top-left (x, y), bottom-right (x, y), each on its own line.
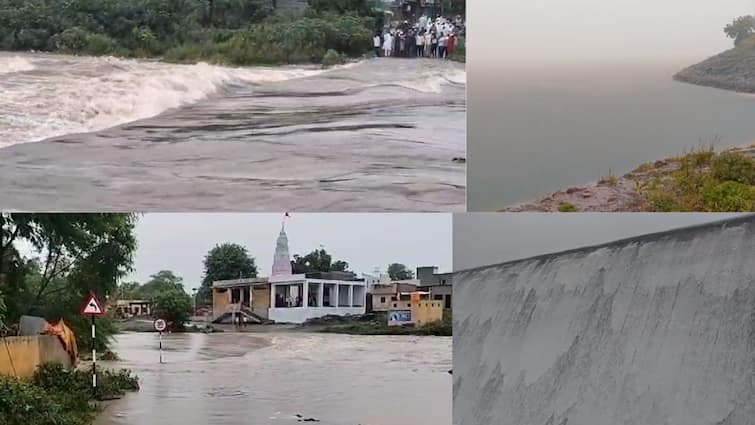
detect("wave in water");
top-left (0, 54), bottom-right (326, 147)
top-left (395, 67), bottom-right (466, 93)
top-left (0, 56), bottom-right (36, 74)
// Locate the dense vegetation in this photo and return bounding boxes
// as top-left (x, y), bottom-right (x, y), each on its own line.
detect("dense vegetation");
top-left (0, 363), bottom-right (139, 425)
top-left (0, 214), bottom-right (138, 352)
top-left (0, 0), bottom-right (376, 64)
top-left (639, 146), bottom-right (755, 212)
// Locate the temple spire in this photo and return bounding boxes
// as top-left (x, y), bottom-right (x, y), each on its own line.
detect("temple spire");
top-left (271, 222), bottom-right (292, 276)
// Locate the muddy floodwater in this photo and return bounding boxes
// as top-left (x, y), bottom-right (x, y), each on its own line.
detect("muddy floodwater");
top-left (94, 331), bottom-right (451, 425)
top-left (0, 52), bottom-right (465, 211)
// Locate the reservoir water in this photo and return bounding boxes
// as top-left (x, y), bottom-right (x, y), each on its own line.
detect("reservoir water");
top-left (467, 61), bottom-right (755, 210)
top-left (94, 331), bottom-right (451, 425)
top-left (0, 52), bottom-right (465, 211)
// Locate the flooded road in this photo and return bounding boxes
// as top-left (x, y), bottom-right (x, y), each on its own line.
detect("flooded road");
top-left (94, 332), bottom-right (451, 425)
top-left (0, 53), bottom-right (465, 211)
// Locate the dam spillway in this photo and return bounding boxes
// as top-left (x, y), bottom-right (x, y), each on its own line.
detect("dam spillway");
top-left (453, 215), bottom-right (755, 425)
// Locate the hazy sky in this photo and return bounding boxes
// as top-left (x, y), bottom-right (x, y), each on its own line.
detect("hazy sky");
top-left (453, 213), bottom-right (749, 270)
top-left (127, 213), bottom-right (452, 287)
top-left (473, 0), bottom-right (755, 65)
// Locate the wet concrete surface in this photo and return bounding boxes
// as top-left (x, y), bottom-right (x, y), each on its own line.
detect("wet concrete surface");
top-left (94, 331), bottom-right (451, 425)
top-left (453, 215), bottom-right (755, 425)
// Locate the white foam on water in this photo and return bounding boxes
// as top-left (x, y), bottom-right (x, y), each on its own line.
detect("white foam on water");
top-left (0, 54), bottom-right (325, 148)
top-left (0, 56), bottom-right (36, 74)
top-left (394, 67), bottom-right (467, 93)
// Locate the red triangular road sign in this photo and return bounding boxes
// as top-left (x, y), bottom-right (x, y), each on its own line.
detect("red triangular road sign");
top-left (81, 293), bottom-right (105, 316)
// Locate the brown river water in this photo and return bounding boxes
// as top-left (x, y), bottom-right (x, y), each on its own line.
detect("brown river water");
top-left (93, 331), bottom-right (451, 425)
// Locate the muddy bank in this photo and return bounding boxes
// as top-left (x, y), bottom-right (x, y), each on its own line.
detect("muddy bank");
top-left (502, 144), bottom-right (755, 212)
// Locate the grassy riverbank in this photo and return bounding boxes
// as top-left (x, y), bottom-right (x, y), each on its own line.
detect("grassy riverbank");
top-left (0, 0), bottom-right (374, 66)
top-left (0, 363), bottom-right (139, 425)
top-left (502, 144), bottom-right (755, 212)
top-left (301, 311), bottom-right (452, 336)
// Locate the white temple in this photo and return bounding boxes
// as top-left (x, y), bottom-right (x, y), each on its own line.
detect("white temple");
top-left (266, 223), bottom-right (367, 324)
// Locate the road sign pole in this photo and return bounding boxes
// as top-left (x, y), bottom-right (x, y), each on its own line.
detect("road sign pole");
top-left (159, 331), bottom-right (163, 364)
top-left (91, 315), bottom-right (96, 398)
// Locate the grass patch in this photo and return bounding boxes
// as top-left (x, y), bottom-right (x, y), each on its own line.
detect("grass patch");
top-left (599, 169), bottom-right (618, 187)
top-left (558, 203), bottom-right (578, 212)
top-left (637, 145), bottom-right (755, 212)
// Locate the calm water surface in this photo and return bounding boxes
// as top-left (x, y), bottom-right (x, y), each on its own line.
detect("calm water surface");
top-left (468, 61), bottom-right (755, 210)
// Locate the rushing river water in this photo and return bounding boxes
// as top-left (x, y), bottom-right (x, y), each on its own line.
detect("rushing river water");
top-left (467, 61), bottom-right (755, 211)
top-left (93, 331), bottom-right (451, 425)
top-left (0, 52), bottom-right (465, 211)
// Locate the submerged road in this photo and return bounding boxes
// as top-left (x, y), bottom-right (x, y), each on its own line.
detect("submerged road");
top-left (94, 331), bottom-right (451, 425)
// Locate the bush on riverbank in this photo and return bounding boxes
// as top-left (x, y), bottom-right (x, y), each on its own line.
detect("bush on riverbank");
top-left (164, 13), bottom-right (372, 65)
top-left (0, 0), bottom-right (374, 65)
top-left (0, 363), bottom-right (139, 425)
top-left (639, 146), bottom-right (755, 212)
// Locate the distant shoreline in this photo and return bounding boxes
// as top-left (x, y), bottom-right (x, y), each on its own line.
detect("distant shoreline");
top-left (673, 36), bottom-right (755, 94)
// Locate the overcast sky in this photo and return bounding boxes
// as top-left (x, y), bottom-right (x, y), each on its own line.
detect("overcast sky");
top-left (126, 213), bottom-right (451, 287)
top-left (473, 0), bottom-right (755, 65)
top-left (453, 213), bottom-right (749, 270)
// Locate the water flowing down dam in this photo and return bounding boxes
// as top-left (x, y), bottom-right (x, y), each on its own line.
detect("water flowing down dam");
top-left (0, 52), bottom-right (465, 211)
top-left (453, 215), bottom-right (755, 425)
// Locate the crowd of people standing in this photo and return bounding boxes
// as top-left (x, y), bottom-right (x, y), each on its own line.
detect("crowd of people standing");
top-left (373, 14), bottom-right (464, 59)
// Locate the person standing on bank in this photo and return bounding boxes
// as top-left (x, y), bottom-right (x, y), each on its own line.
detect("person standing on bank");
top-left (383, 31), bottom-right (393, 57)
top-left (416, 30), bottom-right (425, 57)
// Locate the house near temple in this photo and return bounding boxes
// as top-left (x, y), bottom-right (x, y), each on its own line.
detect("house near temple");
top-left (211, 224), bottom-right (367, 324)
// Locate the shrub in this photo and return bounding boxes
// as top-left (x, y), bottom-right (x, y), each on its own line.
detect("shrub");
top-left (701, 180), bottom-right (755, 212)
top-left (322, 49), bottom-right (346, 66)
top-left (85, 33), bottom-right (115, 55)
top-left (53, 27), bottom-right (91, 52)
top-left (33, 363), bottom-right (139, 400)
top-left (711, 152), bottom-right (755, 185)
top-left (0, 375), bottom-right (95, 425)
top-left (558, 203), bottom-right (578, 212)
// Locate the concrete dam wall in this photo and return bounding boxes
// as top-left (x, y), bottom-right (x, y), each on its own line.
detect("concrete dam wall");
top-left (453, 216), bottom-right (755, 425)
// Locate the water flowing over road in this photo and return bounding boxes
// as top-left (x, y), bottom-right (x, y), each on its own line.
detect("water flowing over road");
top-left (0, 52), bottom-right (465, 211)
top-left (94, 331), bottom-right (451, 425)
top-left (453, 216), bottom-right (755, 425)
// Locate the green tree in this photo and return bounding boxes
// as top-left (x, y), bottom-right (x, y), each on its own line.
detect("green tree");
top-left (198, 243), bottom-right (257, 305)
top-left (387, 263), bottom-right (414, 280)
top-left (138, 270), bottom-right (184, 298)
top-left (116, 280), bottom-right (142, 299)
top-left (291, 248), bottom-right (350, 273)
top-left (308, 0), bottom-right (371, 15)
top-left (152, 287), bottom-right (193, 330)
top-left (724, 15), bottom-right (755, 45)
top-left (0, 213), bottom-right (138, 351)
top-left (440, 0), bottom-right (466, 16)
